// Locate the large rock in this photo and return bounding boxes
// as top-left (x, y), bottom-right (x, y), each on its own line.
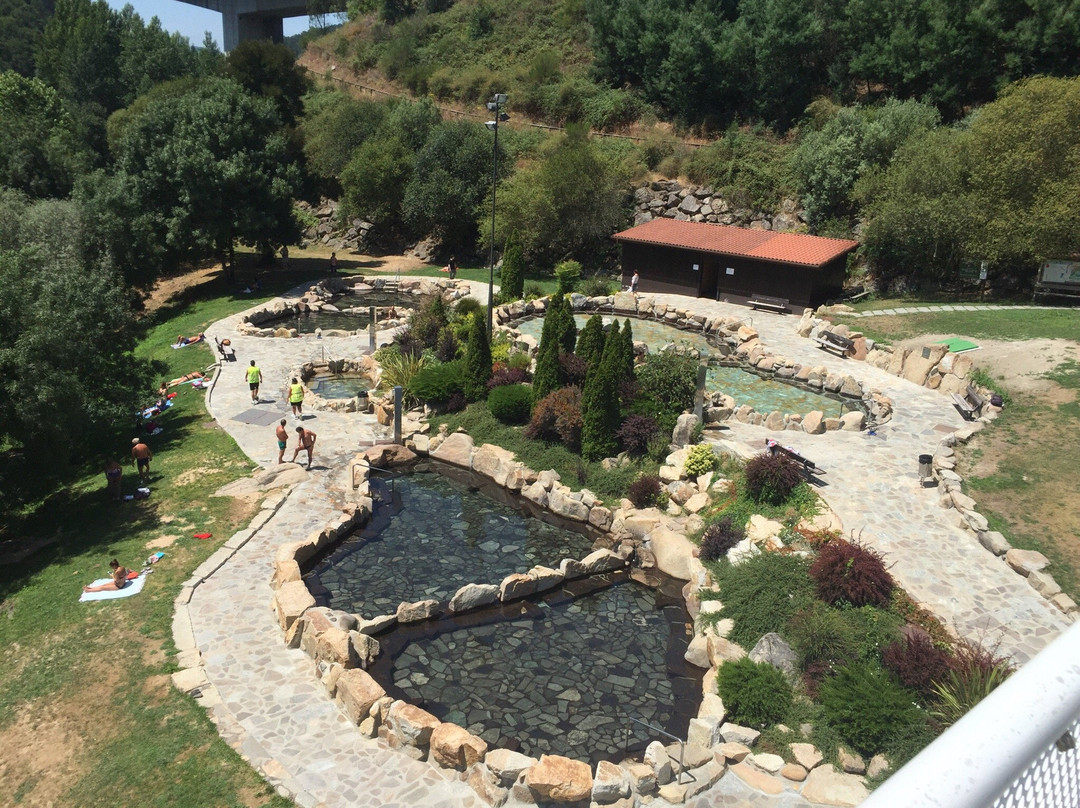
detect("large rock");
top-left (686, 717), bottom-right (723, 748)
top-left (272, 580), bottom-right (315, 631)
top-left (449, 583), bottom-right (499, 613)
top-left (524, 754), bottom-right (593, 802)
top-left (430, 431), bottom-right (475, 468)
top-left (648, 527), bottom-right (697, 580)
top-left (548, 487), bottom-right (591, 521)
top-left (580, 548), bottom-right (626, 574)
top-left (613, 291), bottom-right (637, 311)
top-left (386, 700), bottom-right (441, 747)
top-left (802, 411), bottom-right (826, 434)
top-left (721, 723), bottom-right (760, 746)
top-left (746, 515), bottom-right (784, 543)
top-left (644, 741), bottom-right (673, 784)
top-left (472, 443), bottom-right (516, 486)
top-left (800, 764), bottom-right (870, 806)
top-left (1006, 548), bottom-right (1050, 576)
top-left (529, 565), bottom-right (564, 592)
top-left (467, 763), bottom-right (508, 807)
top-left (336, 668), bottom-right (386, 724)
top-left (789, 742), bottom-right (823, 770)
top-left (396, 599), bottom-right (440, 622)
top-left (360, 444), bottom-right (417, 468)
top-left (729, 762), bottom-right (784, 795)
top-left (672, 413), bottom-right (701, 448)
top-left (499, 573), bottom-right (536, 601)
top-left (749, 632), bottom-right (798, 677)
top-left (430, 722), bottom-right (488, 770)
top-left (486, 748), bottom-right (538, 787)
top-left (901, 344), bottom-right (948, 386)
top-left (592, 760), bottom-right (631, 804)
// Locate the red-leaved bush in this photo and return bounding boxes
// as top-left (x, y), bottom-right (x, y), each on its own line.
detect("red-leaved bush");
top-left (744, 450), bottom-right (803, 504)
top-left (615, 414), bottom-right (660, 456)
top-left (559, 353), bottom-right (589, 387)
top-left (699, 515), bottom-right (745, 562)
top-left (487, 366), bottom-right (531, 390)
top-left (882, 631), bottom-right (954, 698)
top-left (627, 474), bottom-right (665, 509)
top-left (525, 386), bottom-right (583, 451)
top-left (810, 539), bottom-right (895, 607)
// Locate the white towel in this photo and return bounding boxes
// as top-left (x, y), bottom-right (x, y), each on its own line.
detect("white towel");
top-left (79, 574), bottom-right (147, 602)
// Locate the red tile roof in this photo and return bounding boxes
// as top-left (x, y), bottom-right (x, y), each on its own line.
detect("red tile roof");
top-left (612, 219), bottom-right (859, 268)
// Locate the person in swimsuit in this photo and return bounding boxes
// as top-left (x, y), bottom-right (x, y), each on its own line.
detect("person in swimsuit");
top-left (246, 360), bottom-right (262, 402)
top-left (104, 460), bottom-right (122, 501)
top-left (329, 252), bottom-right (338, 275)
top-left (83, 559), bottom-right (132, 593)
top-left (276, 419), bottom-right (289, 464)
top-left (292, 427), bottom-right (316, 467)
top-left (131, 438), bottom-right (152, 483)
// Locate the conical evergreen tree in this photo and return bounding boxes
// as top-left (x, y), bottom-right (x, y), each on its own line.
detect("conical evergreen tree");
top-left (500, 231), bottom-right (525, 300)
top-left (620, 318), bottom-right (636, 383)
top-left (532, 296), bottom-right (562, 402)
top-left (463, 313), bottom-right (492, 401)
top-left (575, 314), bottom-right (605, 370)
top-left (581, 319), bottom-right (622, 460)
top-left (555, 297), bottom-right (577, 355)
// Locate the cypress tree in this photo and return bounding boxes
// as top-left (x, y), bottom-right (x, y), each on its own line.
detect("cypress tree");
top-left (463, 313), bottom-right (492, 401)
top-left (500, 231), bottom-right (525, 300)
top-left (531, 296), bottom-right (562, 401)
top-left (556, 297), bottom-right (577, 355)
top-left (575, 314), bottom-right (605, 369)
top-left (581, 319), bottom-right (622, 460)
top-left (620, 318), bottom-right (636, 383)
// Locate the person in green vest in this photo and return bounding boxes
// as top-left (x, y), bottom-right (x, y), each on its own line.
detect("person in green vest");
top-left (246, 360), bottom-right (262, 403)
top-left (289, 377), bottom-right (305, 419)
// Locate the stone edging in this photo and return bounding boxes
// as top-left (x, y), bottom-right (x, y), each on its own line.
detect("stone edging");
top-left (292, 356), bottom-right (380, 413)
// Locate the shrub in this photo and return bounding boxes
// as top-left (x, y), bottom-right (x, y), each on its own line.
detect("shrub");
top-left (581, 318), bottom-right (622, 461)
top-left (554, 260), bottom-right (582, 294)
top-left (699, 515), bottom-right (745, 562)
top-left (523, 281), bottom-right (545, 300)
top-left (818, 661), bottom-right (925, 757)
top-left (487, 366), bottom-right (530, 390)
top-left (684, 444), bottom-right (718, 478)
top-left (882, 632), bottom-right (954, 700)
top-left (408, 295), bottom-right (450, 348)
top-left (615, 414), bottom-right (660, 456)
top-left (375, 346), bottom-right (429, 403)
top-left (407, 360), bottom-right (464, 407)
top-left (435, 325), bottom-right (459, 362)
top-left (744, 451), bottom-right (804, 505)
top-left (717, 657), bottom-right (793, 728)
top-left (636, 351), bottom-right (697, 412)
top-left (462, 314), bottom-right (493, 401)
top-left (787, 602), bottom-right (858, 672)
top-left (810, 539), bottom-right (895, 608)
top-left (500, 231), bottom-right (525, 300)
top-left (711, 552), bottom-right (816, 649)
top-left (575, 314), bottom-right (606, 368)
top-left (454, 296), bottom-right (484, 322)
top-left (930, 640), bottom-right (1014, 730)
top-left (580, 275), bottom-right (615, 297)
top-left (626, 474), bottom-right (665, 509)
top-left (842, 603), bottom-right (905, 661)
top-left (487, 384), bottom-right (534, 425)
top-left (525, 386), bottom-right (583, 450)
top-left (558, 352), bottom-right (588, 387)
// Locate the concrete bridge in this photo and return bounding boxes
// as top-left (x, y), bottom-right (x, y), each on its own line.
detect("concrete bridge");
top-left (178, 0), bottom-right (308, 50)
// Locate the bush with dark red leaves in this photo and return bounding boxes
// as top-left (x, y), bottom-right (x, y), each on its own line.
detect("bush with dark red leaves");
top-left (882, 631), bottom-right (954, 699)
top-left (810, 539), bottom-right (895, 608)
top-left (445, 391), bottom-right (467, 412)
top-left (525, 386), bottom-right (583, 451)
top-left (559, 352), bottom-right (589, 387)
top-left (699, 515), bottom-right (746, 562)
top-left (615, 414), bottom-right (660, 456)
top-left (627, 474), bottom-right (665, 509)
top-left (744, 450), bottom-right (804, 504)
top-left (487, 366), bottom-right (531, 390)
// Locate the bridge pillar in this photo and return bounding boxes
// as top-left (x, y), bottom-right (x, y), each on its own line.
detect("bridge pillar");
top-left (223, 11), bottom-right (284, 51)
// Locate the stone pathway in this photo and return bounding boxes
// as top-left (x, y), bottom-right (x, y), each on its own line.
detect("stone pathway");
top-left (175, 285), bottom-right (1068, 808)
top-left (848, 303), bottom-right (1067, 318)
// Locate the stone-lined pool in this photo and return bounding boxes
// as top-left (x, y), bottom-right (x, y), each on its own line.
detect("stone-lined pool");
top-left (267, 291), bottom-right (416, 333)
top-left (306, 372), bottom-right (374, 400)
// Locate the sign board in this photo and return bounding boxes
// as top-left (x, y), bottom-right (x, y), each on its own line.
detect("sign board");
top-left (1041, 260), bottom-right (1080, 287)
top-left (692, 263), bottom-right (700, 272)
top-left (726, 267), bottom-right (735, 275)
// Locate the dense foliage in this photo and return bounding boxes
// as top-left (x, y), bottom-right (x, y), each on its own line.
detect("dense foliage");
top-left (711, 552), bottom-right (816, 649)
top-left (810, 539), bottom-right (895, 608)
top-left (487, 384), bottom-right (534, 424)
top-left (408, 360), bottom-right (465, 408)
top-left (615, 414), bottom-right (660, 456)
top-left (525, 386), bottom-right (583, 450)
top-left (698, 516), bottom-right (745, 562)
top-left (881, 632), bottom-right (954, 701)
top-left (717, 658), bottom-right (793, 728)
top-left (818, 662), bottom-right (926, 757)
top-left (744, 451), bottom-right (804, 505)
top-left (626, 474), bottom-right (665, 509)
top-left (580, 318), bottom-right (622, 460)
top-left (462, 314), bottom-right (493, 400)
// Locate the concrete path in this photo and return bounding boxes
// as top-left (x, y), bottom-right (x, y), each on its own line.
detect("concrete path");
top-left (177, 285), bottom-right (1068, 808)
top-left (848, 303), bottom-right (1068, 318)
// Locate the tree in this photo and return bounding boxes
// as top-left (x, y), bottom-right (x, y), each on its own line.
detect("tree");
top-left (302, 93), bottom-right (388, 188)
top-left (463, 313), bottom-right (492, 400)
top-left (116, 8), bottom-right (208, 107)
top-left (580, 318), bottom-right (622, 460)
top-left (225, 39), bottom-right (307, 126)
top-left (81, 77), bottom-right (301, 285)
top-left (553, 295), bottom-right (578, 355)
top-left (532, 297), bottom-right (563, 401)
top-left (619, 318), bottom-right (635, 383)
top-left (0, 0), bottom-right (52, 76)
top-left (575, 313), bottom-right (605, 370)
top-left (500, 231), bottom-right (525, 300)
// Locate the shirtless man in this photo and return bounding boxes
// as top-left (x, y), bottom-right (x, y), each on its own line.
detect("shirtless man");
top-left (131, 438), bottom-right (152, 483)
top-left (292, 426), bottom-right (317, 467)
top-left (275, 419), bottom-right (289, 464)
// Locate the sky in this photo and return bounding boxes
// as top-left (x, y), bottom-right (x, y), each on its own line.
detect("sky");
top-left (104, 0), bottom-right (318, 48)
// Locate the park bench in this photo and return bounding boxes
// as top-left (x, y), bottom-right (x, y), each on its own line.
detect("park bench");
top-left (749, 294), bottom-right (790, 313)
top-left (951, 383), bottom-right (986, 421)
top-left (814, 330), bottom-right (854, 356)
top-left (215, 337), bottom-right (236, 362)
top-left (766, 439), bottom-right (826, 480)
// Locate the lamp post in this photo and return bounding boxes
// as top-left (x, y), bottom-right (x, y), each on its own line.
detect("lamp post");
top-left (485, 93), bottom-right (508, 341)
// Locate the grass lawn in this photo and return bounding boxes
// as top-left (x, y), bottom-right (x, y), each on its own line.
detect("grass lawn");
top-left (831, 303), bottom-right (1080, 601)
top-left (0, 285), bottom-right (291, 807)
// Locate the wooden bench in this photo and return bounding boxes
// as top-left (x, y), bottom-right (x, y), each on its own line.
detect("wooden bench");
top-left (749, 294), bottom-right (790, 314)
top-left (951, 383), bottom-right (985, 421)
top-left (814, 330), bottom-right (854, 356)
top-left (215, 337), bottom-right (236, 362)
top-left (766, 439), bottom-right (826, 480)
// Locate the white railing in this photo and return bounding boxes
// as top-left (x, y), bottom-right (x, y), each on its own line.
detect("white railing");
top-left (862, 620), bottom-right (1080, 807)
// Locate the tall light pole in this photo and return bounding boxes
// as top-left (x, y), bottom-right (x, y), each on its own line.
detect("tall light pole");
top-left (485, 93), bottom-right (508, 341)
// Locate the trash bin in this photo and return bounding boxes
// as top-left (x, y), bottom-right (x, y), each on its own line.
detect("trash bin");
top-left (918, 454), bottom-right (933, 478)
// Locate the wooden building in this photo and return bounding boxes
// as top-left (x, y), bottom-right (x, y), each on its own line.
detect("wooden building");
top-left (614, 219), bottom-right (859, 309)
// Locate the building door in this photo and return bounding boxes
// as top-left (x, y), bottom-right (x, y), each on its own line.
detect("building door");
top-left (698, 258), bottom-right (718, 299)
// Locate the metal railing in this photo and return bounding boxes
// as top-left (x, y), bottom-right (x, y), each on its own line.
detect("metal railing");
top-left (862, 620), bottom-right (1080, 808)
top-left (621, 715), bottom-right (694, 785)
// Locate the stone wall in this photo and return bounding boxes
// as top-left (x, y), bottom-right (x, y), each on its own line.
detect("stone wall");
top-left (630, 180), bottom-right (806, 232)
top-left (291, 356), bottom-right (379, 414)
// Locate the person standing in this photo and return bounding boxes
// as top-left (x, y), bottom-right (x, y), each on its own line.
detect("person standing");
top-left (275, 419), bottom-right (289, 464)
top-left (131, 438), bottom-right (152, 483)
top-left (292, 426), bottom-right (317, 467)
top-left (280, 245), bottom-right (289, 268)
top-left (246, 359), bottom-right (262, 402)
top-left (104, 460), bottom-right (123, 501)
top-left (329, 252), bottom-right (338, 275)
top-left (288, 378), bottom-right (305, 419)
top-left (630, 270), bottom-right (640, 293)
top-left (448, 255), bottom-right (457, 280)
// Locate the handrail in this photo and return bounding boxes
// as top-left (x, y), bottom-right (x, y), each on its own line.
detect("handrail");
top-left (862, 620), bottom-right (1080, 807)
top-left (622, 714), bottom-right (694, 785)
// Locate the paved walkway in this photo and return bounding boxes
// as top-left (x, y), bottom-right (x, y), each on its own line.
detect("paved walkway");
top-left (177, 286), bottom-right (1068, 808)
top-left (848, 303), bottom-right (1068, 317)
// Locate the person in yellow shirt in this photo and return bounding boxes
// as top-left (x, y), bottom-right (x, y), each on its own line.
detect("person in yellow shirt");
top-left (289, 377), bottom-right (305, 419)
top-left (246, 360), bottom-right (262, 402)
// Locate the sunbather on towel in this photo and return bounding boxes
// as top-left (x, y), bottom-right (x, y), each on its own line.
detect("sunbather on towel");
top-left (83, 559), bottom-right (133, 593)
top-left (168, 371), bottom-right (205, 387)
top-left (174, 333), bottom-right (205, 346)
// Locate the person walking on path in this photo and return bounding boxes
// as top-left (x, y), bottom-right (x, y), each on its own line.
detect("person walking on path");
top-left (329, 252), bottom-right (338, 276)
top-left (288, 378), bottom-right (305, 419)
top-left (630, 270), bottom-right (639, 293)
top-left (292, 426), bottom-right (317, 467)
top-left (131, 438), bottom-right (152, 483)
top-left (104, 460), bottom-right (123, 501)
top-left (246, 360), bottom-right (262, 402)
top-left (275, 419), bottom-right (289, 464)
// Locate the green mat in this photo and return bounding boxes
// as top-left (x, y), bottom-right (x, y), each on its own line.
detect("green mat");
top-left (935, 338), bottom-right (980, 353)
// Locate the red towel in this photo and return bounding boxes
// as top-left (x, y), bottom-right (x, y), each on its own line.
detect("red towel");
top-left (193, 532), bottom-right (213, 540)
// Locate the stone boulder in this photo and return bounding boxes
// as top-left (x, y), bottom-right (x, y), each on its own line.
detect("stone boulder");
top-left (386, 700), bottom-right (441, 748)
top-left (789, 742), bottom-right (823, 770)
top-left (648, 527), bottom-right (697, 580)
top-left (360, 444), bottom-right (417, 469)
top-left (486, 748), bottom-right (538, 787)
top-left (430, 722), bottom-right (488, 770)
top-left (672, 413), bottom-right (701, 448)
top-left (472, 443), bottom-right (516, 486)
top-left (547, 487), bottom-right (590, 521)
top-left (802, 410), bottom-right (826, 434)
top-left (430, 431), bottom-right (475, 468)
top-left (499, 573), bottom-right (536, 602)
top-left (272, 580), bottom-right (315, 631)
top-left (525, 755), bottom-right (593, 802)
top-left (800, 764), bottom-right (870, 806)
top-left (580, 549), bottom-right (626, 575)
top-left (396, 599), bottom-right (440, 622)
top-left (449, 583), bottom-right (499, 613)
top-left (721, 723), bottom-right (760, 746)
top-left (592, 760), bottom-right (631, 804)
top-left (749, 632), bottom-right (798, 678)
top-left (336, 668), bottom-right (386, 724)
top-left (1006, 548), bottom-right (1050, 576)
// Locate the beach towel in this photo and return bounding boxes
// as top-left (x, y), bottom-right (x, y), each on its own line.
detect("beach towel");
top-left (935, 338), bottom-right (981, 353)
top-left (79, 573), bottom-right (147, 602)
top-left (193, 532), bottom-right (213, 540)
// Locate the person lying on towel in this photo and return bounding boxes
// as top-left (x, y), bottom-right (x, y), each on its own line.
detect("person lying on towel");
top-left (83, 559), bottom-right (134, 593)
top-left (174, 333), bottom-right (205, 346)
top-left (167, 371), bottom-right (205, 387)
